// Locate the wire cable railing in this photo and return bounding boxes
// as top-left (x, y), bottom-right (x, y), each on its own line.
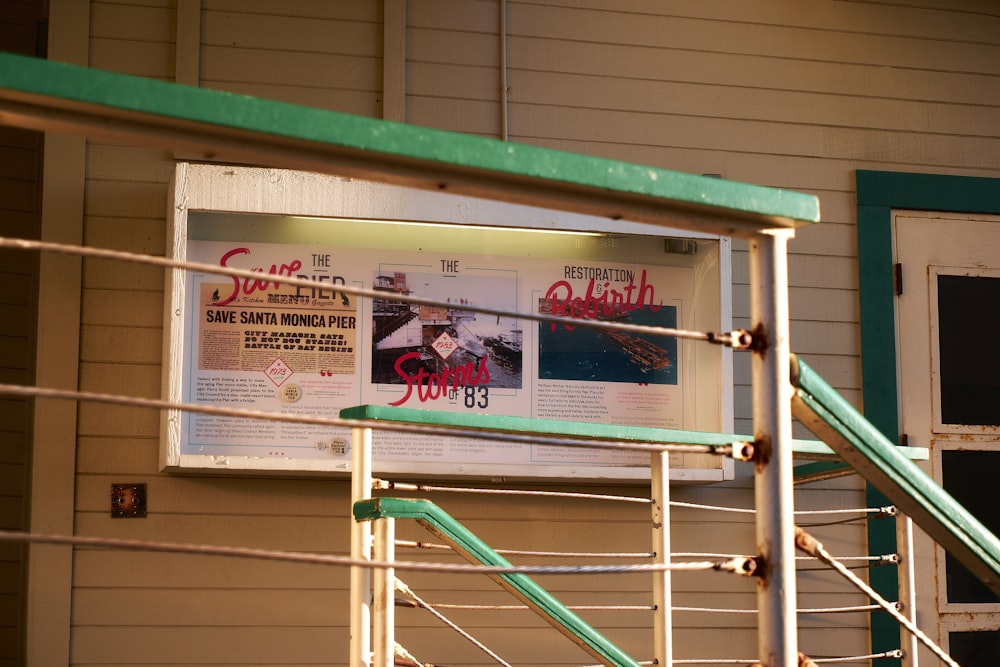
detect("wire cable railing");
top-left (0, 234), bottom-right (961, 666)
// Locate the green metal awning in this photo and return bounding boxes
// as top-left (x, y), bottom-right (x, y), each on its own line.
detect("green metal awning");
top-left (0, 52), bottom-right (818, 238)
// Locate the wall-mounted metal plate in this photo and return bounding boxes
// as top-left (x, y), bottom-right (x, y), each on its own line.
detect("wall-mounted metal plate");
top-left (111, 483), bottom-right (147, 518)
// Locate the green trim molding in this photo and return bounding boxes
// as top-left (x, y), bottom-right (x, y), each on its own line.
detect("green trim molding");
top-left (856, 169), bottom-right (1000, 665)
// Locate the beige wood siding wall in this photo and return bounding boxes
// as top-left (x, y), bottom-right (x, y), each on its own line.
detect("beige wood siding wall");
top-left (48, 0), bottom-right (1000, 665)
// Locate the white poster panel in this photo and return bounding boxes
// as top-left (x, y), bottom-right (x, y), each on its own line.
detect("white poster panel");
top-left (181, 237), bottom-right (690, 472)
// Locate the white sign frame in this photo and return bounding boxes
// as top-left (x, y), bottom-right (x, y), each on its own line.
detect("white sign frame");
top-left (161, 163), bottom-right (734, 481)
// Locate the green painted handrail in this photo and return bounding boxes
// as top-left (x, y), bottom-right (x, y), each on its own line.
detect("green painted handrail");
top-left (790, 354), bottom-right (1000, 596)
top-left (0, 52), bottom-right (818, 238)
top-left (354, 496), bottom-right (641, 667)
top-left (341, 403), bottom-right (882, 461)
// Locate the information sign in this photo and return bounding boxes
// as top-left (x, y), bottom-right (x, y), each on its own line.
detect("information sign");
top-left (161, 164), bottom-right (733, 481)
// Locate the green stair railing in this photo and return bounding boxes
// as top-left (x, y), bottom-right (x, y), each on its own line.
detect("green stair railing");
top-left (791, 353), bottom-right (1000, 596)
top-left (342, 403), bottom-right (929, 665)
top-left (354, 496), bottom-right (642, 667)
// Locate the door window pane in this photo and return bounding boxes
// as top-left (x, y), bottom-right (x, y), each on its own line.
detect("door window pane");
top-left (950, 630), bottom-right (1000, 665)
top-left (937, 275), bottom-right (1000, 425)
top-left (942, 450), bottom-right (1000, 604)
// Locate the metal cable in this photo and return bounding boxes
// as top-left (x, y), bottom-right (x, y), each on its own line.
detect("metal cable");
top-left (0, 383), bottom-right (726, 457)
top-left (674, 552), bottom-right (897, 565)
top-left (670, 500), bottom-right (754, 514)
top-left (383, 487), bottom-right (888, 520)
top-left (809, 650), bottom-right (904, 663)
top-left (395, 579), bottom-right (513, 667)
top-left (796, 506), bottom-right (896, 517)
top-left (397, 540), bottom-right (654, 559)
top-left (413, 603), bottom-right (655, 611)
top-left (400, 602), bottom-right (881, 615)
top-left (0, 236), bottom-right (751, 348)
top-left (669, 651), bottom-right (903, 665)
top-left (795, 526), bottom-right (958, 667)
top-left (798, 516), bottom-right (876, 528)
top-left (674, 603), bottom-right (883, 615)
top-left (670, 659), bottom-right (759, 665)
top-left (672, 500), bottom-right (892, 517)
top-left (0, 530), bottom-right (751, 575)
top-left (377, 480), bottom-right (652, 504)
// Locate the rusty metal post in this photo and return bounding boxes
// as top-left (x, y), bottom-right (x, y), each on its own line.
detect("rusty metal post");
top-left (749, 230), bottom-right (798, 666)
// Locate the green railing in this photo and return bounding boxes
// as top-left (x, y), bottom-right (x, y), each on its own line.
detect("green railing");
top-left (340, 404), bottom-right (847, 459)
top-left (354, 496), bottom-right (642, 667)
top-left (341, 402), bottom-right (935, 665)
top-left (790, 354), bottom-right (1000, 596)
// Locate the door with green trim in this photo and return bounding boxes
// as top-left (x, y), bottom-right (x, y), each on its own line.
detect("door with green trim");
top-left (895, 211), bottom-right (1000, 665)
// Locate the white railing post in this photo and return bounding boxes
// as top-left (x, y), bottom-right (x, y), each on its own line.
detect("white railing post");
top-left (373, 517), bottom-right (396, 667)
top-left (651, 451), bottom-right (672, 667)
top-left (899, 515), bottom-right (919, 667)
top-left (749, 230), bottom-right (798, 666)
top-left (350, 426), bottom-right (373, 667)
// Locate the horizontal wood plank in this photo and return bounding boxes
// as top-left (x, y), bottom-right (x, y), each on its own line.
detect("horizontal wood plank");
top-left (90, 37), bottom-right (173, 78)
top-left (409, 27), bottom-right (498, 68)
top-left (202, 81), bottom-right (380, 117)
top-left (80, 325), bottom-right (162, 364)
top-left (733, 285), bottom-right (859, 323)
top-left (77, 403), bottom-right (160, 439)
top-left (202, 10), bottom-right (380, 57)
top-left (82, 259), bottom-right (164, 292)
top-left (522, 0), bottom-right (1000, 43)
top-left (205, 0), bottom-right (379, 23)
top-left (85, 144), bottom-right (174, 183)
top-left (83, 180), bottom-right (168, 219)
top-left (505, 3), bottom-right (1000, 76)
top-left (503, 33), bottom-right (1000, 107)
top-left (77, 436), bottom-right (159, 474)
top-left (200, 45), bottom-right (380, 92)
top-left (91, 2), bottom-right (173, 43)
top-left (505, 102), bottom-right (1000, 171)
top-left (73, 512), bottom-right (352, 552)
top-left (733, 251), bottom-right (859, 291)
top-left (498, 67), bottom-right (1000, 139)
top-left (81, 288), bottom-right (164, 327)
